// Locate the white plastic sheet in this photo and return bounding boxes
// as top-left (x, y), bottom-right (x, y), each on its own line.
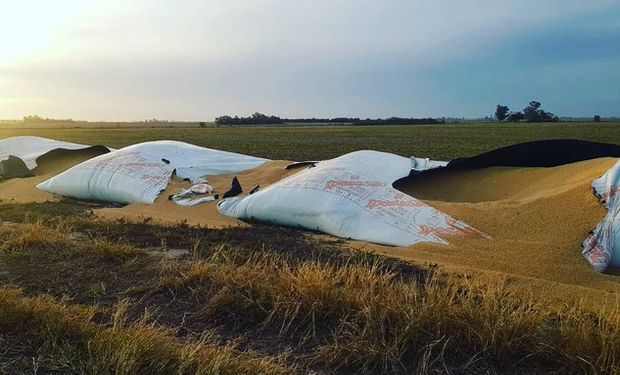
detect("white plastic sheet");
top-left (218, 150), bottom-right (484, 247)
top-left (583, 159), bottom-right (620, 272)
top-left (37, 140), bottom-right (268, 204)
top-left (0, 136), bottom-right (95, 170)
top-left (411, 157), bottom-right (448, 171)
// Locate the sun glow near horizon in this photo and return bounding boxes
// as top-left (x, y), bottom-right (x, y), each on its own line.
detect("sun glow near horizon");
top-left (0, 2), bottom-right (108, 64)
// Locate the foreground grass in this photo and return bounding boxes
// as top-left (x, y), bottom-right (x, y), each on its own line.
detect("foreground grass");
top-left (0, 203), bottom-right (619, 374)
top-left (0, 288), bottom-right (290, 374)
top-left (1, 122), bottom-right (619, 160)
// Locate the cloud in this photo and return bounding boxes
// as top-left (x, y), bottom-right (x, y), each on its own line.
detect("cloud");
top-left (0, 0), bottom-right (619, 119)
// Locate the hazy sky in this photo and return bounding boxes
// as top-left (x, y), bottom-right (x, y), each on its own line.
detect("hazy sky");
top-left (0, 0), bottom-right (618, 121)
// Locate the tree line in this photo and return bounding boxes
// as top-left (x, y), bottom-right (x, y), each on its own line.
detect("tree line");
top-left (214, 113), bottom-right (444, 125)
top-left (22, 115), bottom-right (77, 123)
top-left (494, 101), bottom-right (559, 123)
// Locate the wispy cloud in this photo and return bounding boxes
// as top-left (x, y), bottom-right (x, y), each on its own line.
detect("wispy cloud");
top-left (0, 0), bottom-right (618, 120)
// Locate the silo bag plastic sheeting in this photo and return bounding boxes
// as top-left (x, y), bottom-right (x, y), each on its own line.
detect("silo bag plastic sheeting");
top-left (0, 136), bottom-right (96, 170)
top-left (218, 150), bottom-right (485, 247)
top-left (583, 159), bottom-right (620, 272)
top-left (37, 140), bottom-right (269, 204)
top-left (411, 157), bottom-right (448, 171)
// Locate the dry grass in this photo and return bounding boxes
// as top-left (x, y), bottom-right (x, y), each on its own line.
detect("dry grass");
top-left (0, 287), bottom-right (291, 374)
top-left (160, 251), bottom-right (620, 374)
top-left (0, 202), bottom-right (619, 374)
top-left (0, 220), bottom-right (73, 251)
top-left (88, 238), bottom-right (146, 261)
top-left (0, 217), bottom-right (144, 261)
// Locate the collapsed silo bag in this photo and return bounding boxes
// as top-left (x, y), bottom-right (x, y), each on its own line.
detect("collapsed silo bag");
top-left (218, 150), bottom-right (484, 247)
top-left (583, 159), bottom-right (620, 272)
top-left (37, 140), bottom-right (269, 204)
top-left (0, 136), bottom-right (102, 178)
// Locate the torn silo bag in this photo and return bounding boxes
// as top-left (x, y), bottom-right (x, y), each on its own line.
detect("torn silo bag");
top-left (0, 136), bottom-right (100, 177)
top-left (37, 140), bottom-right (269, 204)
top-left (583, 159), bottom-right (620, 272)
top-left (0, 155), bottom-right (32, 179)
top-left (411, 157), bottom-right (448, 171)
top-left (218, 150), bottom-right (484, 247)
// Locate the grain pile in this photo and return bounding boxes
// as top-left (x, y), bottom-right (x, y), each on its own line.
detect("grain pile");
top-left (381, 157), bottom-right (620, 303)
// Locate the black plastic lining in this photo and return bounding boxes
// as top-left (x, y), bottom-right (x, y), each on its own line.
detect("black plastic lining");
top-left (447, 139), bottom-right (620, 169)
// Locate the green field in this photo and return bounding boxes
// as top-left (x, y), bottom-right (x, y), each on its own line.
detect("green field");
top-left (2, 122), bottom-right (620, 160)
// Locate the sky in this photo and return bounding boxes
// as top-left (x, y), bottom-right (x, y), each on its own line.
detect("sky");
top-left (0, 0), bottom-right (618, 121)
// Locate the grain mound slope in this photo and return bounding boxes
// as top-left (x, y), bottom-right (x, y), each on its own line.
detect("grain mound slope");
top-left (389, 157), bottom-right (620, 302)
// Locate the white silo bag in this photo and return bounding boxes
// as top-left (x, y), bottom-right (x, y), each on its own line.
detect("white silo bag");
top-left (218, 150), bottom-right (484, 247)
top-left (37, 140), bottom-right (269, 204)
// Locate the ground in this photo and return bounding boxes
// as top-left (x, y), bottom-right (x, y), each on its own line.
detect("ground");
top-left (1, 122), bottom-right (620, 374)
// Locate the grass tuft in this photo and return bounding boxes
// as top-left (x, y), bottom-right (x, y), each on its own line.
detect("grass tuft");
top-left (87, 238), bottom-right (145, 262)
top-left (0, 287), bottom-right (292, 374)
top-left (0, 220), bottom-right (73, 251)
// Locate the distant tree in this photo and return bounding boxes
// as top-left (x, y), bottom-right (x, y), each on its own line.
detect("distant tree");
top-left (495, 105), bottom-right (510, 122)
top-left (521, 101), bottom-right (559, 122)
top-left (507, 111), bottom-right (525, 122)
top-left (594, 115), bottom-right (602, 122)
top-left (214, 114), bottom-right (444, 126)
top-left (199, 122), bottom-right (206, 127)
top-left (522, 101), bottom-right (542, 122)
top-left (23, 115), bottom-right (43, 122)
top-left (215, 113), bottom-right (283, 125)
